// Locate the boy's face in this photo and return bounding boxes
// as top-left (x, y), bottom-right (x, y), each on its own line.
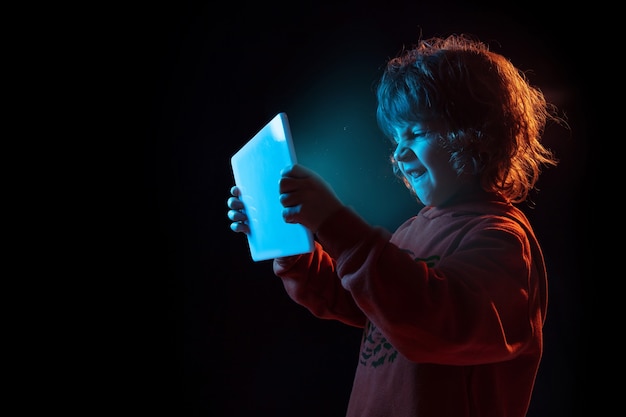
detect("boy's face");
top-left (391, 122), bottom-right (477, 207)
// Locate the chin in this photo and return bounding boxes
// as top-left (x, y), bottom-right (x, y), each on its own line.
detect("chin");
top-left (415, 195), bottom-right (432, 206)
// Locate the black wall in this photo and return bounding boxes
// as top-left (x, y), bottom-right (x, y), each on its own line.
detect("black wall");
top-left (128, 2), bottom-right (590, 416)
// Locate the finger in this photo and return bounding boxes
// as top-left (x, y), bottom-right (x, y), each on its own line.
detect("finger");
top-left (282, 205), bottom-right (302, 224)
top-left (279, 191), bottom-right (301, 208)
top-left (230, 222), bottom-right (250, 234)
top-left (279, 176), bottom-right (295, 194)
top-left (279, 175), bottom-right (312, 194)
top-left (228, 209), bottom-right (248, 222)
top-left (230, 185), bottom-right (241, 197)
top-left (280, 163), bottom-right (315, 179)
top-left (279, 164), bottom-right (296, 178)
top-left (227, 196), bottom-right (245, 210)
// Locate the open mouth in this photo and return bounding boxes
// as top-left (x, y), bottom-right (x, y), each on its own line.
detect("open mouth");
top-left (406, 168), bottom-right (426, 180)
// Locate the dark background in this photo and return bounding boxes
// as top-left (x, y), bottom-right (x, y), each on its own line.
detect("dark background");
top-left (124, 1), bottom-right (590, 416)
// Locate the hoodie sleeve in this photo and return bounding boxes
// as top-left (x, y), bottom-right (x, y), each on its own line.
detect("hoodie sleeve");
top-left (272, 208), bottom-right (380, 328)
top-left (314, 206), bottom-right (545, 366)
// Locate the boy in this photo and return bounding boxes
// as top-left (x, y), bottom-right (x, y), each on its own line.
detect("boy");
top-left (227, 34), bottom-right (564, 417)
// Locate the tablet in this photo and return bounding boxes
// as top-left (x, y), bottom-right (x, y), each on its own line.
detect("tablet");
top-left (230, 113), bottom-right (315, 261)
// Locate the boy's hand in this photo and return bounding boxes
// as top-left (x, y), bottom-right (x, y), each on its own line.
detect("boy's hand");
top-left (227, 186), bottom-right (250, 234)
top-left (279, 164), bottom-right (343, 233)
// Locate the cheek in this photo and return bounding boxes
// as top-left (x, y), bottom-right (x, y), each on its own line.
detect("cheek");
top-left (419, 146), bottom-right (449, 171)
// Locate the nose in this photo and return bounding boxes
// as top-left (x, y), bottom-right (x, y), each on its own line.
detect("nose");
top-left (394, 142), bottom-right (414, 162)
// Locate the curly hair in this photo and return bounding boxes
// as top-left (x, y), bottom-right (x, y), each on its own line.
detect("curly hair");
top-left (375, 34), bottom-right (564, 204)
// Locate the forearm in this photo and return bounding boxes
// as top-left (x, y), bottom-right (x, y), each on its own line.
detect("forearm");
top-left (273, 242), bottom-right (366, 327)
top-left (316, 208), bottom-right (542, 365)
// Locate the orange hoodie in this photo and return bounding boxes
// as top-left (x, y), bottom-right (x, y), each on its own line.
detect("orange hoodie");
top-left (274, 196), bottom-right (547, 417)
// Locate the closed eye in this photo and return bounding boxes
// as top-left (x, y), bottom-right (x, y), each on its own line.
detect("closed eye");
top-left (392, 131), bottom-right (432, 148)
top-left (411, 131), bottom-right (432, 139)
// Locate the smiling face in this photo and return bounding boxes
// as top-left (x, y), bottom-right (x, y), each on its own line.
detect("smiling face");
top-left (391, 122), bottom-right (480, 207)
